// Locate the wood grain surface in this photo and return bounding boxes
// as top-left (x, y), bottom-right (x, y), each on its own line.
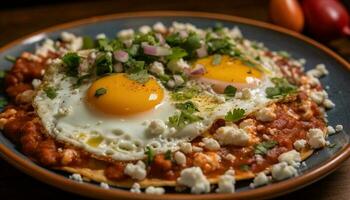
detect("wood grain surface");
top-left (0, 0), bottom-right (349, 199)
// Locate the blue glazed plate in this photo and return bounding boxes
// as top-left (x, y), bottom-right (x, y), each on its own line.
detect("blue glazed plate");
top-left (0, 11), bottom-right (349, 200)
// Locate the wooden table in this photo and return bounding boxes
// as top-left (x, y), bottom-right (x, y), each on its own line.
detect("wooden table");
top-left (0, 1), bottom-right (349, 199)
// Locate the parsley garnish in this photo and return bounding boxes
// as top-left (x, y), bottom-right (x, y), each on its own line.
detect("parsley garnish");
top-left (254, 140), bottom-right (278, 155)
top-left (240, 164), bottom-right (251, 171)
top-left (94, 53), bottom-right (113, 76)
top-left (166, 47), bottom-right (188, 61)
top-left (125, 59), bottom-right (145, 74)
top-left (5, 55), bottom-right (16, 63)
top-left (212, 54), bottom-right (222, 65)
top-left (224, 85), bottom-right (237, 97)
top-left (94, 88), bottom-right (107, 97)
top-left (44, 87), bottom-right (57, 99)
top-left (182, 32), bottom-right (201, 53)
top-left (0, 98), bottom-right (8, 107)
top-left (165, 150), bottom-right (172, 160)
top-left (62, 52), bottom-right (80, 77)
top-left (145, 146), bottom-right (155, 165)
top-left (175, 101), bottom-right (199, 113)
top-left (126, 70), bottom-right (150, 84)
top-left (265, 78), bottom-right (297, 99)
top-left (97, 38), bottom-right (113, 51)
top-left (225, 108), bottom-right (245, 122)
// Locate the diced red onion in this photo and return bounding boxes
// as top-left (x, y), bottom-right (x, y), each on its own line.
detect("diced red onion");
top-left (113, 50), bottom-right (129, 63)
top-left (190, 64), bottom-right (206, 75)
top-left (155, 33), bottom-right (165, 45)
top-left (143, 45), bottom-right (172, 56)
top-left (196, 45), bottom-right (208, 58)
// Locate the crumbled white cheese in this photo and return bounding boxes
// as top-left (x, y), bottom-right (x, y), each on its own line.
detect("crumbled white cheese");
top-left (307, 128), bottom-right (326, 149)
top-left (215, 173), bottom-right (235, 193)
top-left (229, 26), bottom-right (242, 38)
top-left (177, 167), bottom-right (210, 194)
top-left (215, 126), bottom-right (250, 146)
top-left (241, 88), bottom-right (252, 100)
top-left (31, 79), bottom-right (42, 89)
top-left (146, 119), bottom-right (167, 135)
top-left (69, 173), bottom-right (83, 183)
top-left (166, 80), bottom-right (176, 88)
top-left (100, 182), bottom-right (110, 189)
top-left (173, 75), bottom-right (185, 86)
top-left (327, 126), bottom-right (336, 135)
top-left (306, 64), bottom-right (329, 78)
top-left (214, 95), bottom-right (226, 103)
top-left (117, 29), bottom-right (134, 39)
top-left (179, 142), bottom-right (192, 154)
top-left (224, 153), bottom-right (236, 161)
top-left (113, 63), bottom-right (124, 72)
top-left (61, 32), bottom-right (83, 51)
top-left (167, 58), bottom-right (189, 73)
top-left (255, 106), bottom-right (276, 122)
top-left (174, 151), bottom-right (186, 166)
top-left (271, 162), bottom-right (298, 181)
top-left (139, 25), bottom-right (152, 34)
top-left (130, 183), bottom-right (141, 193)
top-left (35, 39), bottom-right (55, 57)
top-left (335, 124), bottom-right (343, 132)
top-left (323, 99), bottom-right (335, 109)
top-left (278, 150), bottom-right (301, 167)
top-left (192, 146), bottom-right (203, 152)
top-left (202, 138), bottom-right (220, 151)
top-left (250, 172), bottom-right (269, 188)
top-left (293, 139), bottom-right (307, 151)
top-left (149, 61), bottom-right (165, 75)
top-left (145, 186), bottom-right (165, 195)
top-left (96, 33), bottom-right (106, 39)
top-left (57, 106), bottom-right (73, 116)
top-left (310, 91), bottom-right (325, 105)
top-left (124, 161), bottom-right (147, 180)
top-left (153, 22), bottom-right (167, 33)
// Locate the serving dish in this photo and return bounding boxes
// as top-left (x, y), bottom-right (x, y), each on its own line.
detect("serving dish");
top-left (0, 11), bottom-right (350, 200)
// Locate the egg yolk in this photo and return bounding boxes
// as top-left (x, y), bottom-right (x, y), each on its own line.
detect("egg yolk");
top-left (194, 55), bottom-right (262, 83)
top-left (86, 73), bottom-right (164, 116)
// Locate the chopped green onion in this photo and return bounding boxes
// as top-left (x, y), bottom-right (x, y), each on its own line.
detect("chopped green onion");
top-left (94, 88), bottom-right (107, 97)
top-left (224, 85), bottom-right (237, 97)
top-left (5, 55), bottom-right (16, 63)
top-left (44, 87), bottom-right (57, 99)
top-left (62, 52), bottom-right (80, 77)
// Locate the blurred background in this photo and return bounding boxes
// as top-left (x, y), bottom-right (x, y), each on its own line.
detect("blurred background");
top-left (0, 0), bottom-right (350, 199)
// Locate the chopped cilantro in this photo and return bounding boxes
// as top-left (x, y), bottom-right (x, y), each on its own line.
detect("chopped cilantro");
top-left (145, 146), bottom-right (155, 165)
top-left (94, 53), bottom-right (113, 76)
top-left (126, 70), bottom-right (150, 84)
top-left (213, 23), bottom-right (224, 32)
top-left (164, 150), bottom-right (172, 160)
top-left (266, 78), bottom-right (297, 99)
top-left (277, 51), bottom-right (291, 58)
top-left (183, 32), bottom-right (201, 52)
top-left (5, 55), bottom-right (16, 63)
top-left (175, 101), bottom-right (199, 113)
top-left (168, 111), bottom-right (202, 128)
top-left (82, 36), bottom-right (95, 49)
top-left (134, 32), bottom-right (157, 45)
top-left (225, 108), bottom-right (245, 122)
top-left (0, 98), bottom-right (7, 107)
top-left (75, 74), bottom-right (91, 87)
top-left (254, 140), bottom-right (278, 155)
top-left (0, 70), bottom-right (7, 78)
top-left (127, 44), bottom-right (140, 56)
top-left (62, 52), bottom-right (80, 77)
top-left (224, 85), bottom-right (237, 97)
top-left (166, 47), bottom-right (188, 61)
top-left (94, 88), bottom-right (107, 97)
top-left (328, 143), bottom-right (337, 148)
top-left (97, 38), bottom-right (113, 51)
top-left (242, 59), bottom-right (256, 67)
top-left (125, 59), bottom-right (145, 74)
top-left (44, 87), bottom-right (57, 99)
top-left (171, 88), bottom-right (199, 101)
top-left (212, 54), bottom-right (222, 65)
top-left (166, 32), bottom-right (183, 46)
top-left (239, 164), bottom-right (250, 171)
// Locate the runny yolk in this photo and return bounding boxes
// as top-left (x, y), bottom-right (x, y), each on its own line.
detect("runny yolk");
top-left (194, 55), bottom-right (262, 83)
top-left (86, 73), bottom-right (164, 116)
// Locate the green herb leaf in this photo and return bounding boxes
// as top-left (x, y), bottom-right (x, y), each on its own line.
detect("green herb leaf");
top-left (242, 59), bottom-right (256, 67)
top-left (62, 52), bottom-right (80, 77)
top-left (97, 38), bottom-right (113, 51)
top-left (125, 59), bottom-right (145, 74)
top-left (171, 88), bottom-right (200, 101)
top-left (254, 140), bottom-right (278, 155)
top-left (94, 53), bottom-right (113, 76)
top-left (166, 33), bottom-right (183, 46)
top-left (44, 87), bottom-right (57, 99)
top-left (134, 32), bottom-right (157, 45)
top-left (5, 55), bottom-right (16, 63)
top-left (175, 101), bottom-right (199, 114)
top-left (212, 54), bottom-right (222, 65)
top-left (277, 51), bottom-right (291, 58)
top-left (166, 47), bottom-right (188, 60)
top-left (240, 164), bottom-right (250, 171)
top-left (0, 70), bottom-right (7, 78)
top-left (164, 150), bottom-right (172, 160)
top-left (328, 143), bottom-right (337, 148)
top-left (183, 32), bottom-right (201, 52)
top-left (82, 36), bottom-right (95, 49)
top-left (225, 108), bottom-right (245, 122)
top-left (75, 74), bottom-right (91, 87)
top-left (94, 88), bottom-right (107, 97)
top-left (126, 70), bottom-right (150, 84)
top-left (168, 111), bottom-right (203, 128)
top-left (145, 146), bottom-right (155, 165)
top-left (224, 85), bottom-right (237, 97)
top-left (266, 78), bottom-right (297, 99)
top-left (213, 23), bottom-right (224, 32)
top-left (0, 98), bottom-right (8, 107)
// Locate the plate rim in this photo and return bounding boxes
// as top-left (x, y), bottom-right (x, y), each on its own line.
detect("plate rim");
top-left (0, 11), bottom-right (350, 200)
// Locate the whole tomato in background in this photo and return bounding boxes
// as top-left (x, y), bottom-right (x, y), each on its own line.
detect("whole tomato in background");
top-left (269, 0), bottom-right (350, 59)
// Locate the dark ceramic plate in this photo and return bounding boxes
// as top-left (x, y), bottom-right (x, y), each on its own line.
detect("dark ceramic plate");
top-left (0, 11), bottom-right (349, 200)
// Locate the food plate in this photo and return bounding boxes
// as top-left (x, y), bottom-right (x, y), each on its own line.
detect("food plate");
top-left (0, 11), bottom-right (350, 200)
